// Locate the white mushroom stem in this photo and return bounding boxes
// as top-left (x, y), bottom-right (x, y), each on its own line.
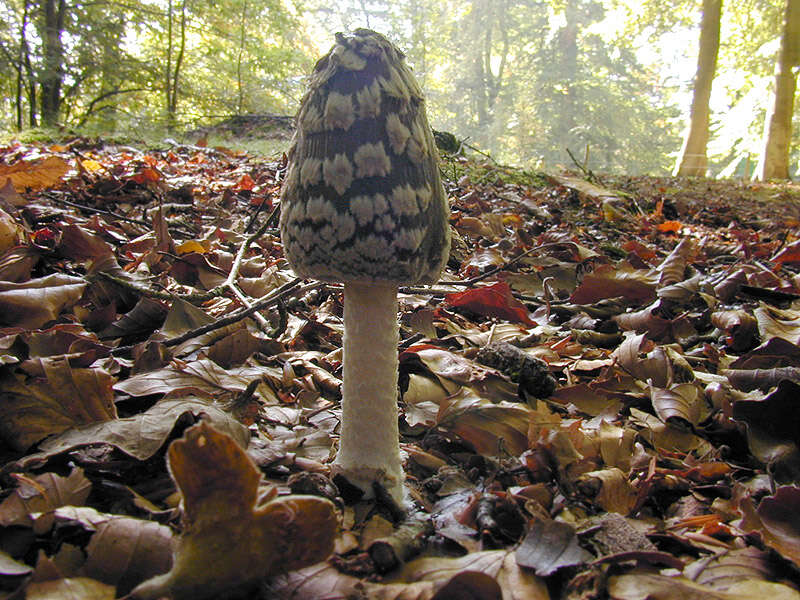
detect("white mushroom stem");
top-left (335, 281), bottom-right (404, 503)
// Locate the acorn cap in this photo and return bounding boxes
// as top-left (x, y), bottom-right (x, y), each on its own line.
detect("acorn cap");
top-left (279, 29), bottom-right (451, 286)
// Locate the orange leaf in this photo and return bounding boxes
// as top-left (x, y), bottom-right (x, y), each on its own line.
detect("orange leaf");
top-left (656, 220), bottom-right (682, 233)
top-left (234, 173), bottom-right (255, 191)
top-left (0, 155), bottom-right (69, 190)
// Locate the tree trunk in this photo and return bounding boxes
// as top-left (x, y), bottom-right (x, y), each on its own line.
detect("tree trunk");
top-left (673, 0), bottom-right (721, 176)
top-left (167, 0), bottom-right (188, 131)
top-left (38, 0), bottom-right (67, 127)
top-left (754, 0), bottom-right (800, 180)
top-left (236, 0), bottom-right (248, 115)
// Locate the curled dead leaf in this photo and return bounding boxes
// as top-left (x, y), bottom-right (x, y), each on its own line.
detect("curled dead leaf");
top-left (129, 421), bottom-right (337, 599)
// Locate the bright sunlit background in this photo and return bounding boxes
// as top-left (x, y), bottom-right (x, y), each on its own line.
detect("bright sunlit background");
top-left (0, 0), bottom-right (796, 176)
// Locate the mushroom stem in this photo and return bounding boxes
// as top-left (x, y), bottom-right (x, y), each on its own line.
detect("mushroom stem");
top-left (336, 281), bottom-right (403, 503)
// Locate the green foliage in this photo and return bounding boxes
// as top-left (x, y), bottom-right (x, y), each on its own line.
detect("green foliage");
top-left (0, 0), bottom-right (796, 174)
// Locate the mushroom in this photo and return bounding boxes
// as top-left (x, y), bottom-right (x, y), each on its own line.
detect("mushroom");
top-left (279, 29), bottom-right (450, 504)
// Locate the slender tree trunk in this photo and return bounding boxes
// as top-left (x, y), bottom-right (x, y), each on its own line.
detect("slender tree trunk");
top-left (170, 0), bottom-right (187, 130)
top-left (673, 0), bottom-right (721, 176)
top-left (15, 1), bottom-right (31, 130)
top-left (754, 0), bottom-right (800, 180)
top-left (38, 0), bottom-right (67, 127)
top-left (166, 0), bottom-right (173, 123)
top-left (236, 0), bottom-right (248, 115)
top-left (560, 0), bottom-right (580, 141)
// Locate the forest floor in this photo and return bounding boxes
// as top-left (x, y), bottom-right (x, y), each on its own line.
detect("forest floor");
top-left (0, 137), bottom-right (799, 599)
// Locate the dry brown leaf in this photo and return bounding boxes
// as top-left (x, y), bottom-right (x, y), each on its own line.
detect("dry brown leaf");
top-left (598, 421), bottom-right (636, 471)
top-left (57, 224), bottom-right (114, 262)
top-left (711, 309), bottom-right (759, 352)
top-left (650, 382), bottom-right (704, 428)
top-left (114, 358), bottom-right (274, 399)
top-left (609, 572), bottom-right (800, 600)
top-left (0, 207), bottom-right (21, 253)
top-left (393, 550), bottom-right (549, 600)
top-left (0, 155), bottom-right (69, 190)
top-left (26, 577), bottom-right (117, 599)
top-left (569, 264), bottom-right (656, 305)
top-left (129, 421), bottom-right (337, 600)
top-left (0, 273), bottom-right (87, 328)
top-left (205, 327), bottom-right (262, 368)
top-left (740, 486), bottom-right (800, 568)
top-left (0, 469), bottom-right (91, 531)
top-left (34, 397), bottom-right (250, 461)
top-left (754, 304), bottom-right (800, 344)
top-left (515, 518), bottom-right (591, 575)
top-left (655, 237), bottom-right (693, 286)
top-left (577, 468), bottom-right (638, 515)
top-left (82, 516), bottom-right (174, 595)
top-left (615, 333), bottom-right (671, 387)
top-left (0, 361), bottom-right (116, 450)
top-left (438, 390), bottom-right (531, 456)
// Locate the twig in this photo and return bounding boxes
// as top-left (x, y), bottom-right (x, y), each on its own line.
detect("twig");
top-left (111, 278), bottom-right (320, 355)
top-left (96, 271), bottom-right (225, 302)
top-left (566, 147), bottom-right (599, 184)
top-left (367, 512), bottom-right (433, 573)
top-left (222, 213), bottom-right (279, 330)
top-left (45, 193), bottom-right (151, 228)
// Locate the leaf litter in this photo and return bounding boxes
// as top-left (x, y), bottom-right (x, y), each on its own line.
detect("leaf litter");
top-left (0, 138), bottom-right (799, 598)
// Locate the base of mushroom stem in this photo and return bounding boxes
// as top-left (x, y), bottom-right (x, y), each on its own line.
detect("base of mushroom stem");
top-left (330, 463), bottom-right (406, 506)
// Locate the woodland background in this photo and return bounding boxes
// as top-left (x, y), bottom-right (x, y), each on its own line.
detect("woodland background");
top-left (0, 0), bottom-right (798, 179)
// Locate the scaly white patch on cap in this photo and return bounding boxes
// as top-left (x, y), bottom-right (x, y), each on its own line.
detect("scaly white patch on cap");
top-left (356, 80), bottom-right (382, 119)
top-left (299, 157), bottom-right (323, 188)
top-left (306, 196), bottom-right (337, 224)
top-left (373, 193), bottom-right (389, 216)
top-left (406, 119), bottom-right (428, 164)
top-left (349, 195), bottom-right (375, 226)
top-left (416, 185), bottom-right (432, 212)
top-left (324, 91), bottom-right (356, 131)
top-left (292, 225), bottom-right (316, 253)
top-left (354, 142), bottom-right (391, 178)
top-left (390, 184), bottom-right (418, 217)
top-left (332, 210), bottom-right (356, 242)
top-left (299, 103), bottom-right (323, 133)
top-left (375, 213), bottom-right (395, 232)
top-left (323, 154), bottom-right (354, 195)
top-left (394, 227), bottom-right (424, 251)
top-left (331, 46), bottom-right (367, 71)
top-left (385, 113), bottom-right (411, 155)
top-left (356, 234), bottom-right (392, 259)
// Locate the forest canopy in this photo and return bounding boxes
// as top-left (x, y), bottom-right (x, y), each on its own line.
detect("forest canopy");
top-left (0, 0), bottom-right (797, 177)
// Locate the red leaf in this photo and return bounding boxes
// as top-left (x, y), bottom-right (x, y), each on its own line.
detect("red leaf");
top-left (235, 173), bottom-right (255, 192)
top-left (445, 281), bottom-right (534, 326)
top-left (772, 240), bottom-right (800, 266)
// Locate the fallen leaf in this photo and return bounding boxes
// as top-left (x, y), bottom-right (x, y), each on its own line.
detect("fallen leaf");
top-left (0, 274), bottom-right (87, 328)
top-left (0, 469), bottom-right (91, 531)
top-left (32, 397), bottom-right (250, 462)
top-left (515, 518), bottom-right (591, 575)
top-left (740, 486), bottom-right (800, 569)
top-left (570, 264), bottom-right (656, 305)
top-left (129, 421), bottom-right (337, 599)
top-left (0, 361), bottom-right (116, 450)
top-left (26, 577), bottom-right (116, 599)
top-left (0, 155), bottom-right (69, 190)
top-left (445, 281), bottom-right (535, 326)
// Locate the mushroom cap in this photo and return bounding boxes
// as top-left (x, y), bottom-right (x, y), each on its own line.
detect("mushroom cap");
top-left (279, 29), bottom-right (451, 286)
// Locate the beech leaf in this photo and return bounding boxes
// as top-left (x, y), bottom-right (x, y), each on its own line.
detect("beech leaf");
top-left (445, 281), bottom-right (535, 326)
top-left (129, 421), bottom-right (337, 600)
